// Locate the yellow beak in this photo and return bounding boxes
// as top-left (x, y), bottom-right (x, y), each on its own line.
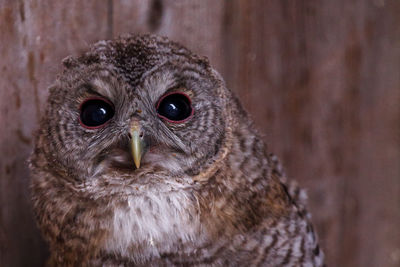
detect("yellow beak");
top-left (130, 122), bottom-right (144, 169)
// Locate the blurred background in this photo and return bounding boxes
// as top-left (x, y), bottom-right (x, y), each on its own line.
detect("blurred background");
top-left (0, 0), bottom-right (399, 266)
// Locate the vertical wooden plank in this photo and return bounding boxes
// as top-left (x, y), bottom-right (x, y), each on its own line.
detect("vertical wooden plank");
top-left (0, 1), bottom-right (109, 266)
top-left (357, 1), bottom-right (400, 266)
top-left (111, 0), bottom-right (151, 35)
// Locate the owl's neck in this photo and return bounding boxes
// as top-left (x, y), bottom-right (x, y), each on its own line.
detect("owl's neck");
top-left (193, 120), bottom-right (291, 234)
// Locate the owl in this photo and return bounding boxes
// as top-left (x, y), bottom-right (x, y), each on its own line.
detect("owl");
top-left (29, 34), bottom-right (324, 266)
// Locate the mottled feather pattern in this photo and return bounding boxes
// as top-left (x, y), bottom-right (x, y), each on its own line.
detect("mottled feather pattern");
top-left (29, 34), bottom-right (324, 266)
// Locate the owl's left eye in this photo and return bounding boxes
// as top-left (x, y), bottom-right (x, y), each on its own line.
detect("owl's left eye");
top-left (156, 92), bottom-right (193, 123)
top-left (79, 98), bottom-right (114, 128)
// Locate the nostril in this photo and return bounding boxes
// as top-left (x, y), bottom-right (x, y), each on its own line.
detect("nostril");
top-left (139, 132), bottom-right (144, 138)
top-left (128, 133), bottom-right (132, 139)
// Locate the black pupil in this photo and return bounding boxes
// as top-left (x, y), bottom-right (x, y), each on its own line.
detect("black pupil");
top-left (80, 99), bottom-right (114, 127)
top-left (157, 94), bottom-right (192, 121)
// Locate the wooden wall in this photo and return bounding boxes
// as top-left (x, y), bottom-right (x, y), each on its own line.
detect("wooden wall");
top-left (0, 0), bottom-right (399, 266)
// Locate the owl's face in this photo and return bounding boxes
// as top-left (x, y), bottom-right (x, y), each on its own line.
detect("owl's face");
top-left (38, 35), bottom-right (230, 196)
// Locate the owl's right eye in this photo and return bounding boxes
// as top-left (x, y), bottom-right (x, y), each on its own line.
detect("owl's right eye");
top-left (79, 98), bottom-right (114, 128)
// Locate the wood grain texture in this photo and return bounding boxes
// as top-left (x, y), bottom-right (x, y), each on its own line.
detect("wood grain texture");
top-left (0, 0), bottom-right (398, 266)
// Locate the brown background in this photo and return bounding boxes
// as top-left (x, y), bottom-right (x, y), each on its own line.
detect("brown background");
top-left (1, 0), bottom-right (399, 266)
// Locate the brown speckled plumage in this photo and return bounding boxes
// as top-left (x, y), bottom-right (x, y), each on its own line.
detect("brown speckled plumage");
top-left (29, 34), bottom-right (324, 266)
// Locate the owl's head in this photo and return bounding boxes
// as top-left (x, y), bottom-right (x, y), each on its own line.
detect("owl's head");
top-left (32, 35), bottom-right (240, 196)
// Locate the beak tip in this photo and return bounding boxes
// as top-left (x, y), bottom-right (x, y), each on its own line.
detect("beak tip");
top-left (134, 160), bottom-right (141, 169)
